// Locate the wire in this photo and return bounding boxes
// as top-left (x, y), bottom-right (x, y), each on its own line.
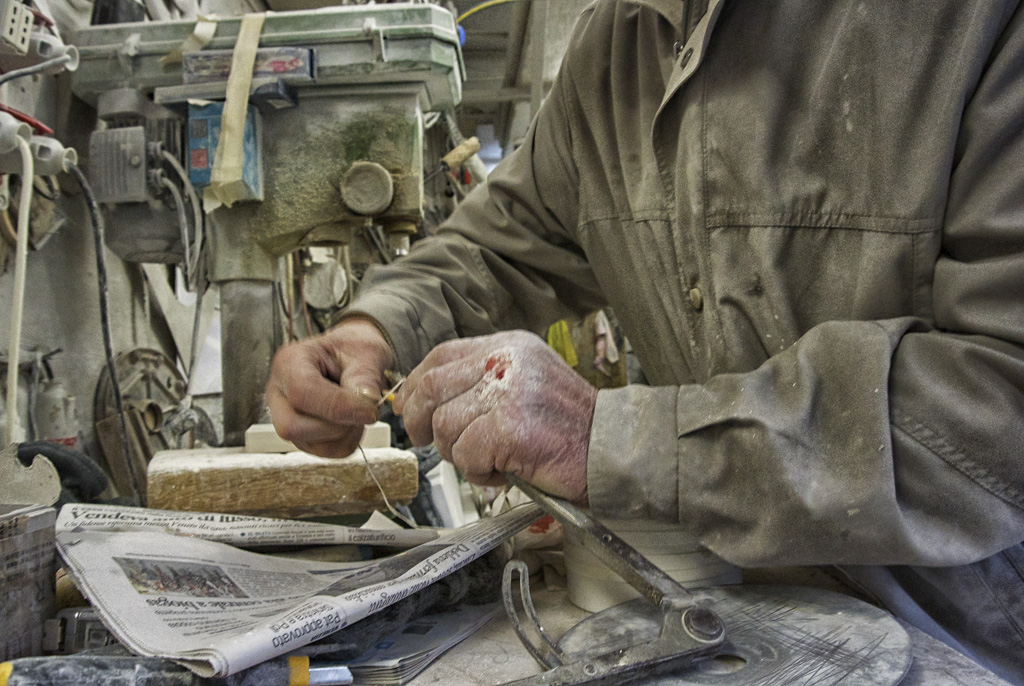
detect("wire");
top-left (0, 53), bottom-right (72, 88)
top-left (3, 138), bottom-right (33, 445)
top-left (0, 104), bottom-right (54, 135)
top-left (68, 162), bottom-right (144, 505)
top-left (457, 0), bottom-right (521, 24)
top-left (358, 444), bottom-right (418, 528)
top-left (339, 244), bottom-right (353, 309)
top-left (297, 254), bottom-right (314, 339)
top-left (184, 286), bottom-right (204, 394)
top-left (161, 150), bottom-right (203, 287)
top-left (159, 177), bottom-right (191, 286)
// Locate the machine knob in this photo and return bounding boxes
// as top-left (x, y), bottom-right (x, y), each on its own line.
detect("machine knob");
top-left (340, 161), bottom-right (394, 215)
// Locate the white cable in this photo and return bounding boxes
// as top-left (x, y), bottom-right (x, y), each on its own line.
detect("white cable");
top-left (160, 177), bottom-right (191, 287)
top-left (0, 54), bottom-right (72, 88)
top-left (162, 151), bottom-right (203, 287)
top-left (143, 0), bottom-right (171, 21)
top-left (4, 138), bottom-right (34, 445)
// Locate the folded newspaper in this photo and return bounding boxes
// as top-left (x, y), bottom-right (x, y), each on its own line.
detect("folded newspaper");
top-left (55, 502), bottom-right (541, 677)
top-left (347, 602), bottom-right (501, 685)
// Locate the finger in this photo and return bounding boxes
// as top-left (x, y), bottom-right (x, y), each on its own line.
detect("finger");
top-left (399, 357), bottom-right (490, 445)
top-left (281, 364), bottom-right (380, 426)
top-left (448, 412), bottom-right (516, 486)
top-left (266, 387), bottom-right (354, 446)
top-left (336, 348), bottom-right (388, 404)
top-left (292, 429), bottom-right (364, 458)
top-left (426, 385), bottom-right (494, 459)
top-left (401, 337), bottom-right (487, 399)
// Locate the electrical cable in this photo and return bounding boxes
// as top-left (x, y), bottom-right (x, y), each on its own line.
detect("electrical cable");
top-left (457, 0), bottom-right (522, 23)
top-left (338, 244), bottom-right (353, 309)
top-left (297, 254), bottom-right (314, 339)
top-left (161, 150), bottom-right (203, 286)
top-left (68, 163), bottom-right (144, 505)
top-left (184, 286), bottom-right (204, 389)
top-left (0, 53), bottom-right (72, 88)
top-left (0, 103), bottom-right (54, 135)
top-left (4, 138), bottom-right (33, 445)
top-left (159, 177), bottom-right (191, 286)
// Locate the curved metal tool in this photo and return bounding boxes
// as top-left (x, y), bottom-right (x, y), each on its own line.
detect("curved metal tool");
top-left (501, 476), bottom-right (726, 686)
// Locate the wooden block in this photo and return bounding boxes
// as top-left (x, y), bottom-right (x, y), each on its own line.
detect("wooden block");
top-left (359, 421), bottom-right (391, 449)
top-left (244, 422), bottom-right (392, 453)
top-left (147, 446), bottom-right (417, 518)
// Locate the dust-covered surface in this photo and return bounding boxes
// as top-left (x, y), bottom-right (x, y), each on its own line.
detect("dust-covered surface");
top-left (226, 99), bottom-right (423, 256)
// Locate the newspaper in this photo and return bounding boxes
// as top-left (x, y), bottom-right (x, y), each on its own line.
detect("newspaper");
top-left (57, 504), bottom-right (440, 548)
top-left (348, 602), bottom-right (501, 685)
top-left (55, 502), bottom-right (541, 677)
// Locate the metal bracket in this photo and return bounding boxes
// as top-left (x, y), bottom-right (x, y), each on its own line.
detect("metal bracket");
top-left (362, 18), bottom-right (388, 63)
top-left (500, 476), bottom-right (726, 685)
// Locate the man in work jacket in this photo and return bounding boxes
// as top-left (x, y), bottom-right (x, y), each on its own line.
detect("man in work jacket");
top-left (266, 0), bottom-right (1024, 680)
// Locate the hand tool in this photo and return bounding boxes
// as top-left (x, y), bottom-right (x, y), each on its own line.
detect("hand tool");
top-left (500, 476), bottom-right (913, 686)
top-left (500, 475), bottom-right (726, 685)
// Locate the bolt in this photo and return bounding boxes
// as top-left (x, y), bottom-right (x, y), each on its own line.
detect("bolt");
top-left (129, 154), bottom-right (141, 167)
top-left (682, 607), bottom-right (724, 642)
top-left (583, 664), bottom-right (597, 676)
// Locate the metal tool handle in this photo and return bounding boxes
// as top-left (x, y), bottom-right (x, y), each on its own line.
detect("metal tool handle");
top-left (500, 476), bottom-right (726, 686)
top-left (506, 475), bottom-right (696, 611)
top-left (502, 559), bottom-right (567, 670)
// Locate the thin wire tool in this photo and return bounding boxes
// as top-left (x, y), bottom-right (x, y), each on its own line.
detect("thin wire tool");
top-left (377, 374), bottom-right (406, 407)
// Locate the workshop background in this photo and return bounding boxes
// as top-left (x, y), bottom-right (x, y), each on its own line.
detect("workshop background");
top-left (0, 0), bottom-right (592, 479)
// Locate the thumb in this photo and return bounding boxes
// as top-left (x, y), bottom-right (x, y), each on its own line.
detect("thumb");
top-left (337, 353), bottom-right (390, 410)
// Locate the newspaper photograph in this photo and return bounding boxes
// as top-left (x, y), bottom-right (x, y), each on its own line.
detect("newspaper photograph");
top-left (55, 502), bottom-right (542, 677)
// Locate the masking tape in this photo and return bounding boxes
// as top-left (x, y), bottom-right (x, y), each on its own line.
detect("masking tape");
top-left (160, 16), bottom-right (218, 65)
top-left (209, 12), bottom-right (265, 208)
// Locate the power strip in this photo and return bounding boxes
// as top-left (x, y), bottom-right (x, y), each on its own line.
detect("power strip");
top-left (0, 0), bottom-right (32, 56)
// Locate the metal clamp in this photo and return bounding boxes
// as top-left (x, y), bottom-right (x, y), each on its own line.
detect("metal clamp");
top-left (500, 476), bottom-right (726, 686)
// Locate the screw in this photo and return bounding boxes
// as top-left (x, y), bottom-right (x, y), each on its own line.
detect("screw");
top-left (583, 664), bottom-right (597, 676)
top-left (682, 607), bottom-right (724, 642)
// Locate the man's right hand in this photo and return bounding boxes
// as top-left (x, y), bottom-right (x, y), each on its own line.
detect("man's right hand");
top-left (265, 318), bottom-right (395, 458)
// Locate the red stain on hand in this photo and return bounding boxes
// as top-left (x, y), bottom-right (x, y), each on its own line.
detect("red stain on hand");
top-left (484, 355), bottom-right (508, 379)
top-left (529, 514), bottom-right (555, 533)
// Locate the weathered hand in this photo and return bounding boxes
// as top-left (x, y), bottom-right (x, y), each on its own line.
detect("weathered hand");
top-left (265, 318), bottom-right (394, 457)
top-left (394, 331), bottom-right (597, 505)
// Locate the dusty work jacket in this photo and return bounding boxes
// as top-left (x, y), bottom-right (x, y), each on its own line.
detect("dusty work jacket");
top-left (346, 0), bottom-right (1024, 679)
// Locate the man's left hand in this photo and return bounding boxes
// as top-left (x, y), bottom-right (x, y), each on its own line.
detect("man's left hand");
top-left (394, 331), bottom-right (597, 505)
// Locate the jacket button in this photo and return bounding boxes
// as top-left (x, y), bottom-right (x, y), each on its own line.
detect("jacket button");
top-left (689, 287), bottom-right (703, 311)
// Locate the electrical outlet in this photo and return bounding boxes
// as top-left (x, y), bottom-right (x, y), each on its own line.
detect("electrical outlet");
top-left (0, 0), bottom-right (32, 56)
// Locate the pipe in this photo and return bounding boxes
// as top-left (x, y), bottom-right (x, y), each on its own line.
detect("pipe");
top-left (4, 137), bottom-right (34, 444)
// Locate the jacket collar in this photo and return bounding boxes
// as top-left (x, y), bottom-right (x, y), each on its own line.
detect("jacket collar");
top-left (622, 0), bottom-right (685, 32)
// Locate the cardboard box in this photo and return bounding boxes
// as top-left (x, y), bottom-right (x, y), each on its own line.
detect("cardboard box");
top-left (182, 47), bottom-right (313, 85)
top-left (188, 101), bottom-right (264, 202)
